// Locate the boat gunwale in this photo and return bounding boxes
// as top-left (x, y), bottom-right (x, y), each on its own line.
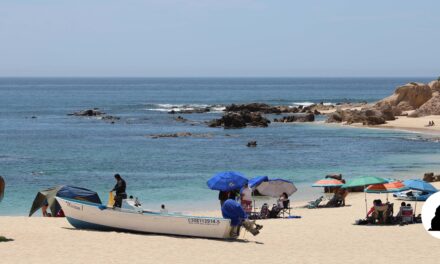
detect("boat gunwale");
top-left (57, 196), bottom-right (229, 221)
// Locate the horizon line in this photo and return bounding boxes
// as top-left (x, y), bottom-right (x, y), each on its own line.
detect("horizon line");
top-left (0, 75), bottom-right (437, 79)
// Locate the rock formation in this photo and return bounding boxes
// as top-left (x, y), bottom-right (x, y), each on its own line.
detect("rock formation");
top-left (148, 132), bottom-right (213, 139)
top-left (375, 82), bottom-right (432, 111)
top-left (69, 108), bottom-right (120, 123)
top-left (247, 141), bottom-right (257, 147)
top-left (208, 111), bottom-right (270, 128)
top-left (273, 113), bottom-right (315, 123)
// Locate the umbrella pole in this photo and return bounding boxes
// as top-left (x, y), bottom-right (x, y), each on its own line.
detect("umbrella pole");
top-left (414, 200), bottom-right (417, 220)
top-left (364, 185), bottom-right (368, 217)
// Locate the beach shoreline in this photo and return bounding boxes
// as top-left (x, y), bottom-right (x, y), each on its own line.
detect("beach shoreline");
top-left (319, 108), bottom-right (440, 136)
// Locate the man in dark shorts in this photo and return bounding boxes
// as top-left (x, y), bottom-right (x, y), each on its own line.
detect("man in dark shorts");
top-left (111, 174), bottom-right (127, 208)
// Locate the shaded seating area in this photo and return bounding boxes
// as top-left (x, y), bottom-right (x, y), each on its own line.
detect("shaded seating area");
top-left (369, 203), bottom-right (394, 224)
top-left (29, 185), bottom-right (102, 217)
top-left (306, 196), bottom-right (324, 209)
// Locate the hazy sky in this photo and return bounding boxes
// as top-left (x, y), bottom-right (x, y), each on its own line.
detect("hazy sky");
top-left (0, 0), bottom-right (439, 77)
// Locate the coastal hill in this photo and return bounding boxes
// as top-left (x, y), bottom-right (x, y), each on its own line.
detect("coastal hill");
top-left (327, 79), bottom-right (440, 126)
top-left (375, 79), bottom-right (440, 117)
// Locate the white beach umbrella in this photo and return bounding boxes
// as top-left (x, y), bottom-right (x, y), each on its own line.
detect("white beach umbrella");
top-left (256, 179), bottom-right (297, 198)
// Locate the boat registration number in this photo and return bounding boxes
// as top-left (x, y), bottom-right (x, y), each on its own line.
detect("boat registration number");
top-left (187, 218), bottom-right (221, 225)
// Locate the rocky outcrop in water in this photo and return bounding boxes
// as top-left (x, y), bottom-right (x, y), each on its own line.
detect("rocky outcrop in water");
top-left (273, 113), bottom-right (315, 123)
top-left (169, 108), bottom-right (210, 114)
top-left (224, 102), bottom-right (327, 115)
top-left (148, 132), bottom-right (213, 139)
top-left (208, 111), bottom-right (270, 128)
top-left (247, 141), bottom-right (257, 147)
top-left (69, 108), bottom-right (120, 123)
top-left (70, 108), bottom-right (104, 116)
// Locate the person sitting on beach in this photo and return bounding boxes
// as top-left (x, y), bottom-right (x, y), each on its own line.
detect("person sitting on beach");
top-left (277, 192), bottom-right (289, 208)
top-left (240, 184), bottom-right (253, 213)
top-left (432, 121), bottom-right (435, 126)
top-left (221, 197), bottom-right (262, 238)
top-left (337, 188), bottom-right (348, 206)
top-left (396, 202), bottom-right (406, 219)
top-left (111, 173), bottom-right (127, 208)
top-left (367, 199), bottom-right (383, 217)
top-left (41, 199), bottom-right (51, 217)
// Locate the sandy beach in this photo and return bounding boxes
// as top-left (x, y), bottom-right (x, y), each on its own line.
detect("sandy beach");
top-left (2, 183), bottom-right (440, 264)
top-left (376, 115), bottom-right (440, 134)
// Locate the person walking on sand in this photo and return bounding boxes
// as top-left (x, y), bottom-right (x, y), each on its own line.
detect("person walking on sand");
top-left (111, 174), bottom-right (127, 208)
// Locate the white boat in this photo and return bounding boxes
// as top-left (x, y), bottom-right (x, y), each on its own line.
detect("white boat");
top-left (56, 197), bottom-right (235, 239)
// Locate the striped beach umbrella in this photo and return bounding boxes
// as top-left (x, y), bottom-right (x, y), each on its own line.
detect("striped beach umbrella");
top-left (312, 178), bottom-right (344, 187)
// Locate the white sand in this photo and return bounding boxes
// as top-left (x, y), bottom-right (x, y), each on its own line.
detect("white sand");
top-left (376, 115), bottom-right (440, 134)
top-left (2, 183), bottom-right (440, 264)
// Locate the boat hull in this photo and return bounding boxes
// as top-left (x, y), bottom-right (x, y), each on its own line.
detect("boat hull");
top-left (56, 197), bottom-right (233, 239)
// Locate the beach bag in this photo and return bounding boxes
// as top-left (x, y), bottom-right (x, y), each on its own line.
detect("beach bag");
top-left (107, 192), bottom-right (115, 207)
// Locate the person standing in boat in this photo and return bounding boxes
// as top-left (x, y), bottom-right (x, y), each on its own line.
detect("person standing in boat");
top-left (111, 174), bottom-right (127, 208)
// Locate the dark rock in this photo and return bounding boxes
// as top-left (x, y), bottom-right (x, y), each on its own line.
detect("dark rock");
top-left (224, 103), bottom-right (300, 114)
top-left (326, 111), bottom-right (343, 123)
top-left (70, 109), bottom-right (104, 116)
top-left (273, 113), bottom-right (315, 123)
top-left (69, 108), bottom-right (121, 123)
top-left (247, 141), bottom-right (257, 147)
top-left (174, 116), bottom-right (188, 122)
top-left (208, 111), bottom-right (270, 129)
top-left (148, 132), bottom-right (213, 139)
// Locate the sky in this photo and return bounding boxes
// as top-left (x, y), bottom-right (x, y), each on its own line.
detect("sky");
top-left (0, 0), bottom-right (439, 77)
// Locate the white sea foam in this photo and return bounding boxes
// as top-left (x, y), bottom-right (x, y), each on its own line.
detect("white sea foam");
top-left (292, 102), bottom-right (334, 107)
top-left (145, 103), bottom-right (223, 112)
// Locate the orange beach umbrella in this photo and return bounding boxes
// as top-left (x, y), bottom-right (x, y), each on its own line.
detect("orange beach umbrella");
top-left (365, 181), bottom-right (408, 193)
top-left (312, 178), bottom-right (344, 187)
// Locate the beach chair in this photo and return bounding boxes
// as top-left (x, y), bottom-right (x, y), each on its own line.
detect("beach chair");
top-left (280, 199), bottom-right (292, 217)
top-left (401, 206), bottom-right (414, 223)
top-left (307, 196), bottom-right (323, 209)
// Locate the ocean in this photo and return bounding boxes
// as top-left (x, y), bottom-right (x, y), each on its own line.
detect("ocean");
top-left (1, 77), bottom-right (439, 215)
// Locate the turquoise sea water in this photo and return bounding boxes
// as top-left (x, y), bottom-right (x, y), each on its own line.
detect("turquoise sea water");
top-left (1, 77), bottom-right (440, 215)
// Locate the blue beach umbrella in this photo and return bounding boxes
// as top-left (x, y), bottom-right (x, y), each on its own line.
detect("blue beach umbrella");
top-left (403, 179), bottom-right (438, 193)
top-left (402, 179), bottom-right (438, 216)
top-left (207, 171), bottom-right (248, 192)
